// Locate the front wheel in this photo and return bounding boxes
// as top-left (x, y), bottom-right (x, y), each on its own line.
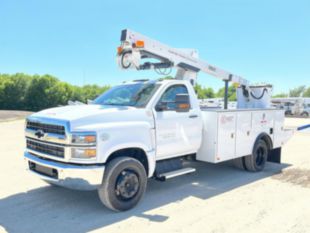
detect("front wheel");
top-left (98, 157), bottom-right (147, 211)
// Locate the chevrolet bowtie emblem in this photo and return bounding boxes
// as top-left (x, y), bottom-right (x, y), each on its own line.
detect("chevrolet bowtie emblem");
top-left (35, 129), bottom-right (45, 139)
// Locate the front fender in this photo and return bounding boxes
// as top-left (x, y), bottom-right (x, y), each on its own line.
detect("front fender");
top-left (96, 121), bottom-right (155, 161)
top-left (97, 122), bottom-right (156, 177)
top-left (103, 142), bottom-right (156, 177)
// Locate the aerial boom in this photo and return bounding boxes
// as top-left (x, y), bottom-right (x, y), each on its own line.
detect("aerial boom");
top-left (117, 29), bottom-right (272, 109)
top-left (117, 29), bottom-right (249, 87)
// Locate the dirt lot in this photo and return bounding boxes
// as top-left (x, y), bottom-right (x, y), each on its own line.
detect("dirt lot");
top-left (0, 118), bottom-right (309, 233)
top-left (0, 111), bottom-right (32, 122)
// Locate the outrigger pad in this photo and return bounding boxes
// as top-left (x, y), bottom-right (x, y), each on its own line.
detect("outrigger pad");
top-left (268, 148), bottom-right (281, 163)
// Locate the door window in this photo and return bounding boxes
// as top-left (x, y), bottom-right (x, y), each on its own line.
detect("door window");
top-left (157, 85), bottom-right (189, 111)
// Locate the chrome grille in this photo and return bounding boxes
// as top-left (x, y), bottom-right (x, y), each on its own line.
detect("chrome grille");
top-left (26, 139), bottom-right (65, 158)
top-left (26, 120), bottom-right (65, 135)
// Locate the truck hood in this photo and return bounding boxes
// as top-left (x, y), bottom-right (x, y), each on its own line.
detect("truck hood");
top-left (30, 104), bottom-right (154, 131)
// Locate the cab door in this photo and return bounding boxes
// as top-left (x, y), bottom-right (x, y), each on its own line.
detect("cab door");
top-left (153, 84), bottom-right (202, 159)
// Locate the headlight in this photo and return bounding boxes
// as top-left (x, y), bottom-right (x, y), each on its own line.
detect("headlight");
top-left (71, 148), bottom-right (96, 159)
top-left (72, 133), bottom-right (96, 144)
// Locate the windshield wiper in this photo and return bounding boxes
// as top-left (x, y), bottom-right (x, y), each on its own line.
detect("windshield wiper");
top-left (103, 103), bottom-right (132, 106)
top-left (103, 103), bottom-right (123, 106)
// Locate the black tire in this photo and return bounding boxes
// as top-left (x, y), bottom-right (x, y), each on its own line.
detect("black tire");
top-left (301, 112), bottom-right (309, 117)
top-left (244, 139), bottom-right (269, 172)
top-left (285, 110), bottom-right (292, 116)
top-left (98, 157), bottom-right (147, 211)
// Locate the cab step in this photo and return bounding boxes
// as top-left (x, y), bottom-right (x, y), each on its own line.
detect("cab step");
top-left (155, 167), bottom-right (196, 181)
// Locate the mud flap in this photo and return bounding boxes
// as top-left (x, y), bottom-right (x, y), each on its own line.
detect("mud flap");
top-left (267, 148), bottom-right (281, 163)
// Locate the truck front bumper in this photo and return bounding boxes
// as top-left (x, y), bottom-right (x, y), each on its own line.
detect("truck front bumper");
top-left (24, 152), bottom-right (105, 191)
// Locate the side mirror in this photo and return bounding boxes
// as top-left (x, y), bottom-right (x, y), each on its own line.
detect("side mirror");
top-left (175, 94), bottom-right (190, 112)
top-left (155, 102), bottom-right (167, 112)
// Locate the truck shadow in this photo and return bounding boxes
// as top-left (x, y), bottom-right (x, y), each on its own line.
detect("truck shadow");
top-left (0, 161), bottom-right (289, 233)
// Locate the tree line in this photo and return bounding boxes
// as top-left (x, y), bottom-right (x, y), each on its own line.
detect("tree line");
top-left (273, 85), bottom-right (310, 98)
top-left (0, 73), bottom-right (309, 111)
top-left (0, 73), bottom-right (109, 111)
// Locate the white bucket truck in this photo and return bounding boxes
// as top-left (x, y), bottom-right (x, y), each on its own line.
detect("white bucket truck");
top-left (24, 29), bottom-right (293, 211)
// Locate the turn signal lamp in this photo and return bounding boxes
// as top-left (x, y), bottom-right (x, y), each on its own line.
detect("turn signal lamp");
top-left (84, 135), bottom-right (96, 143)
top-left (84, 149), bottom-right (96, 157)
top-left (179, 103), bottom-right (190, 109)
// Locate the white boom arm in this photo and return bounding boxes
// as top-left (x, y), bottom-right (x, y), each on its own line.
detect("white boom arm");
top-left (117, 29), bottom-right (249, 87)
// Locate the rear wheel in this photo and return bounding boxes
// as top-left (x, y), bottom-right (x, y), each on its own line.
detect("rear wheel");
top-left (98, 157), bottom-right (147, 211)
top-left (285, 110), bottom-right (292, 116)
top-left (244, 139), bottom-right (269, 172)
top-left (301, 112), bottom-right (309, 117)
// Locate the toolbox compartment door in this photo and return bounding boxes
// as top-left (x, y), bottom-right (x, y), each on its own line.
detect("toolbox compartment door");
top-left (216, 112), bottom-right (236, 162)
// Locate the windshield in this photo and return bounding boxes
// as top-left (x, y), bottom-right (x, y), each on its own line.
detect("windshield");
top-left (93, 82), bottom-right (161, 107)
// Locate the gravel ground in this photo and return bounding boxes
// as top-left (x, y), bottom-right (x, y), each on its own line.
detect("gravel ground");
top-left (0, 118), bottom-right (309, 233)
top-left (0, 110), bottom-right (33, 122)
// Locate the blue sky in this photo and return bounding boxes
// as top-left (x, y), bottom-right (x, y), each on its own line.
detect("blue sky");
top-left (0, 0), bottom-right (309, 94)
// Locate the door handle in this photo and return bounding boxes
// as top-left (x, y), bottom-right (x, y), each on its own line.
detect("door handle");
top-left (189, 114), bottom-right (198, 118)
